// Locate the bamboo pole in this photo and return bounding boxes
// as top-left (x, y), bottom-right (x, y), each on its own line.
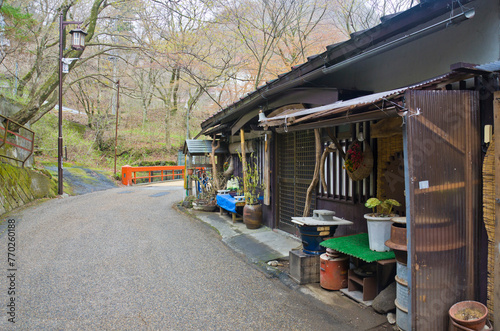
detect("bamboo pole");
top-left (494, 91), bottom-right (500, 329)
top-left (240, 129), bottom-right (247, 194)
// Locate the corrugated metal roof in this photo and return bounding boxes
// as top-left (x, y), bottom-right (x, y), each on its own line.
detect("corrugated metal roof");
top-left (183, 139), bottom-right (228, 155)
top-left (263, 87), bottom-right (406, 122)
top-left (260, 72), bottom-right (467, 128)
top-left (475, 60), bottom-right (500, 72)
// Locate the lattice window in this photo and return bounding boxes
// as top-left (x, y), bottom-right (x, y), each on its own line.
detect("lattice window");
top-left (277, 130), bottom-right (316, 233)
top-left (318, 122), bottom-right (374, 203)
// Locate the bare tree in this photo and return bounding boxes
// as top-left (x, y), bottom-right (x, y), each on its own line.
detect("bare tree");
top-left (329, 0), bottom-right (416, 37)
top-left (274, 0), bottom-right (328, 68)
top-left (7, 0), bottom-right (112, 126)
top-left (214, 0), bottom-right (298, 89)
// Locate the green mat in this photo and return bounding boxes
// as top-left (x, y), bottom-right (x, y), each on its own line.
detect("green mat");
top-left (320, 233), bottom-right (395, 263)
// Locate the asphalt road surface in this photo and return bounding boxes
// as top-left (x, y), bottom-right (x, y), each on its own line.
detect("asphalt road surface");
top-left (0, 183), bottom-right (355, 330)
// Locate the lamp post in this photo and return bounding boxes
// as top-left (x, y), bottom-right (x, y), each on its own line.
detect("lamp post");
top-left (114, 80), bottom-right (120, 176)
top-left (58, 13), bottom-right (87, 195)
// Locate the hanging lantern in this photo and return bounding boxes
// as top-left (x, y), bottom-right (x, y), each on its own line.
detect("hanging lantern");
top-left (69, 28), bottom-right (87, 51)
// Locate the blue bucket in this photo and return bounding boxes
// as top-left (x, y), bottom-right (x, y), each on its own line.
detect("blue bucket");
top-left (298, 225), bottom-right (338, 255)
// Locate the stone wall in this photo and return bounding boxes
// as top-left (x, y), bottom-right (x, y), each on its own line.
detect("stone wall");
top-left (0, 161), bottom-right (57, 216)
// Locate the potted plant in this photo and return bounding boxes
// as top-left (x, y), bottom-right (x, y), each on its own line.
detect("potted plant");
top-left (364, 197), bottom-right (401, 251)
top-left (449, 301), bottom-right (488, 331)
top-left (239, 153), bottom-right (263, 229)
top-left (226, 176), bottom-right (240, 196)
top-left (192, 171), bottom-right (227, 212)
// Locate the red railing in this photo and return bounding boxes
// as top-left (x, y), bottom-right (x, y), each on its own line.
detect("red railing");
top-left (0, 114), bottom-right (35, 167)
top-left (121, 165), bottom-right (205, 186)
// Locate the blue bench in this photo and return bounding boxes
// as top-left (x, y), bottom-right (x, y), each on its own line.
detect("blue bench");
top-left (216, 194), bottom-right (245, 222)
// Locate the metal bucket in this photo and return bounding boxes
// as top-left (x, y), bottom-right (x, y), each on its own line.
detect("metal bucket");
top-left (320, 254), bottom-right (349, 290)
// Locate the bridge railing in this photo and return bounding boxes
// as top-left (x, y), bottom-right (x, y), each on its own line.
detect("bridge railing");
top-left (0, 114), bottom-right (35, 167)
top-left (121, 165), bottom-right (205, 186)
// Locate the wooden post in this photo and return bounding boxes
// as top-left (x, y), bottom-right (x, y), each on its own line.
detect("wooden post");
top-left (264, 133), bottom-right (271, 205)
top-left (211, 138), bottom-right (220, 188)
top-left (494, 91), bottom-right (500, 329)
top-left (240, 129), bottom-right (247, 194)
top-left (464, 91), bottom-right (475, 299)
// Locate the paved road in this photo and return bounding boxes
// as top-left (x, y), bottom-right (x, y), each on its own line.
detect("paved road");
top-left (1, 183), bottom-right (355, 330)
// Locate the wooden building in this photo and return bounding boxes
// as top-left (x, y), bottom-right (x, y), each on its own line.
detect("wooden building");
top-left (196, 1), bottom-right (500, 329)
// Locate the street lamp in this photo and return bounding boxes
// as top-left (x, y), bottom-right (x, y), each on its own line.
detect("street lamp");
top-left (69, 28), bottom-right (87, 50)
top-left (58, 13), bottom-right (86, 195)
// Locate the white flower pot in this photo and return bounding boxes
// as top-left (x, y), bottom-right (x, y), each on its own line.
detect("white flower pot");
top-left (364, 213), bottom-right (397, 252)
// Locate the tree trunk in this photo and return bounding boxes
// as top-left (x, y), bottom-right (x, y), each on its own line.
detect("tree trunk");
top-left (303, 128), bottom-right (321, 217)
top-left (211, 138), bottom-right (221, 188)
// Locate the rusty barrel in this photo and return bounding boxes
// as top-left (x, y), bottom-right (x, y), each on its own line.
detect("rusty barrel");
top-left (319, 253), bottom-right (349, 290)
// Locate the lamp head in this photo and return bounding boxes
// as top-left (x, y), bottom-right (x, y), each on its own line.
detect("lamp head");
top-left (69, 28), bottom-right (88, 51)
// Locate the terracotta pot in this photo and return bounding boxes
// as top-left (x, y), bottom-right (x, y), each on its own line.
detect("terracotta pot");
top-left (385, 222), bottom-right (408, 264)
top-left (243, 203), bottom-right (262, 229)
top-left (449, 301), bottom-right (488, 331)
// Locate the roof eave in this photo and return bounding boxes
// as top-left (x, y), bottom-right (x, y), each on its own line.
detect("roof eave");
top-left (201, 0), bottom-right (472, 132)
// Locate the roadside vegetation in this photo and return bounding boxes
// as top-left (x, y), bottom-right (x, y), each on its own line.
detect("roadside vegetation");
top-left (1, 0), bottom-right (416, 178)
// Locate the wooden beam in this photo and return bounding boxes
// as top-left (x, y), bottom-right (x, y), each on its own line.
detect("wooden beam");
top-left (231, 108), bottom-right (260, 136)
top-left (494, 91), bottom-right (500, 329)
top-left (229, 130), bottom-right (270, 143)
top-left (326, 128), bottom-right (346, 160)
top-left (371, 117), bottom-right (403, 138)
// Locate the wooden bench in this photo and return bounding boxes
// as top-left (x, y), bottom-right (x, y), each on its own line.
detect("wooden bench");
top-left (216, 194), bottom-right (245, 223)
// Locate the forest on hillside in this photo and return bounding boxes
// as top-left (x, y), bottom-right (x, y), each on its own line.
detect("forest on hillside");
top-left (0, 0), bottom-right (415, 168)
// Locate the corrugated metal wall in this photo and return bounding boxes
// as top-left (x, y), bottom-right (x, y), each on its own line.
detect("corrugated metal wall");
top-left (405, 90), bottom-right (480, 330)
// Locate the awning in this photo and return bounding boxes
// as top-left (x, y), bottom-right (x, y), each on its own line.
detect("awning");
top-left (183, 139), bottom-right (228, 155)
top-left (259, 88), bottom-right (406, 132)
top-left (259, 71), bottom-right (475, 132)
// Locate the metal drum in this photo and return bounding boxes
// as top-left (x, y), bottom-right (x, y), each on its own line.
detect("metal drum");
top-left (319, 253), bottom-right (349, 290)
top-left (395, 261), bottom-right (409, 331)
